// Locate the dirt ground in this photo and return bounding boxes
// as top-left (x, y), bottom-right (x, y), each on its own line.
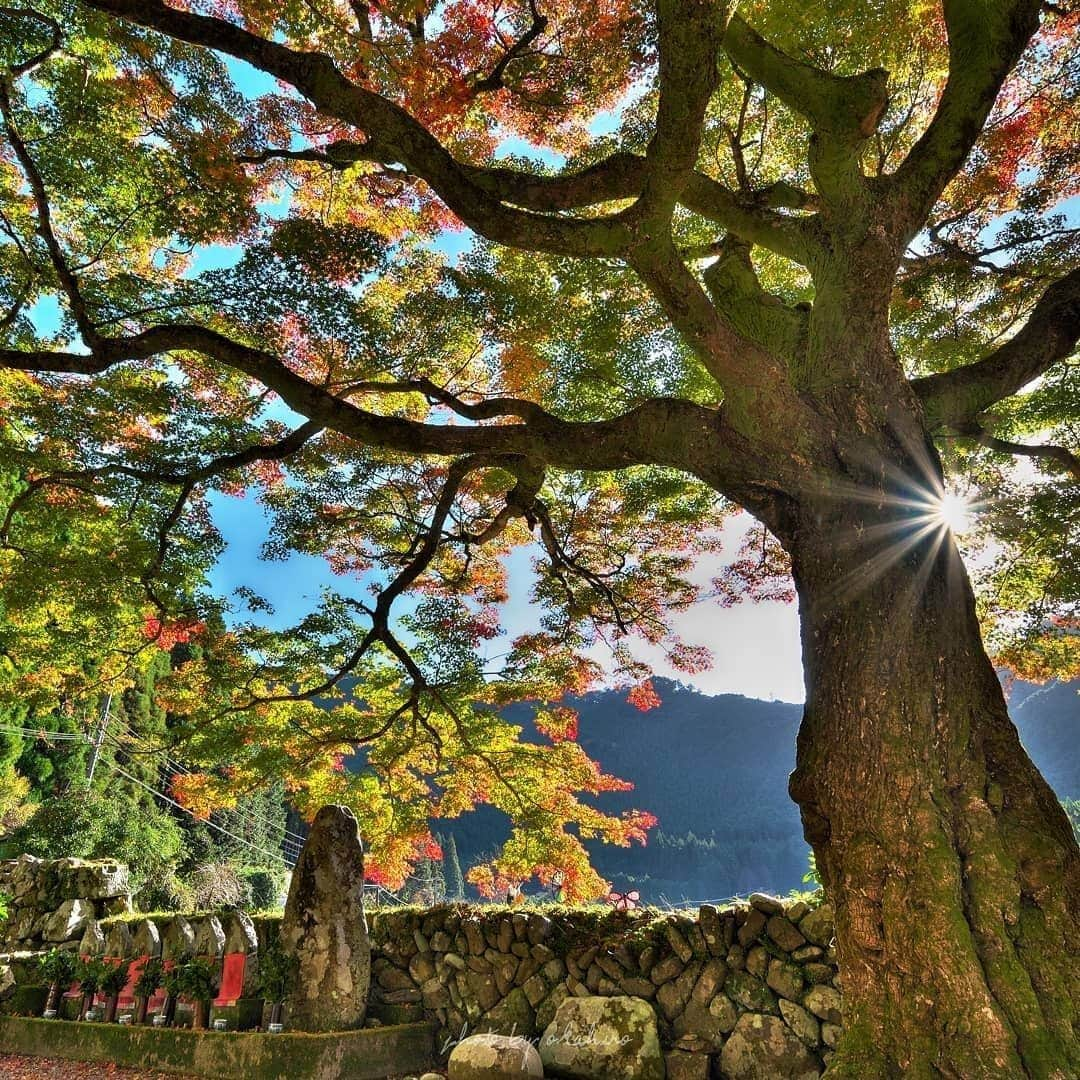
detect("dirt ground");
top-left (0, 1056), bottom-right (199, 1079)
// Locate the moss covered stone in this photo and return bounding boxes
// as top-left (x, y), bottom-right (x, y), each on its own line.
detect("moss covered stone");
top-left (539, 995), bottom-right (663, 1080)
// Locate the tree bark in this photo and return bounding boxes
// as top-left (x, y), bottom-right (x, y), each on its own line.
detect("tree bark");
top-left (786, 499), bottom-right (1080, 1078)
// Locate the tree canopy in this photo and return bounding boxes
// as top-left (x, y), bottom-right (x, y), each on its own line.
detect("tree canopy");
top-left (0, 0), bottom-right (1077, 900)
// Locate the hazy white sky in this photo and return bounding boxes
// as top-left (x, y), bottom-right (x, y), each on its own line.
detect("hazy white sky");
top-left (210, 495), bottom-right (808, 705)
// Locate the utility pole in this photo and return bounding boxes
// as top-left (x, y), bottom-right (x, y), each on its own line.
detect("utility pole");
top-left (87, 694), bottom-right (112, 784)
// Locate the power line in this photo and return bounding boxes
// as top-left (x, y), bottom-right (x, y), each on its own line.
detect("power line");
top-left (0, 719), bottom-right (303, 866)
top-left (107, 716), bottom-right (308, 846)
top-left (0, 723), bottom-right (85, 741)
top-left (103, 758), bottom-right (294, 868)
top-left (100, 727), bottom-right (300, 866)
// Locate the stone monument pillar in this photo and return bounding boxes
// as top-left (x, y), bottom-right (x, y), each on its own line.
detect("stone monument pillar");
top-left (280, 804), bottom-right (371, 1031)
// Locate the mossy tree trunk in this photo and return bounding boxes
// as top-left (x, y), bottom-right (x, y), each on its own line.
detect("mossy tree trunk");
top-left (781, 483), bottom-right (1079, 1078)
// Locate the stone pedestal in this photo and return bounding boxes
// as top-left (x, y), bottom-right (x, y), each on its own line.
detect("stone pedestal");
top-left (281, 804), bottom-right (371, 1032)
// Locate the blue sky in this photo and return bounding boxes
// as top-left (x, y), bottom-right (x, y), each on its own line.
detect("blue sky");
top-left (207, 487), bottom-right (807, 702)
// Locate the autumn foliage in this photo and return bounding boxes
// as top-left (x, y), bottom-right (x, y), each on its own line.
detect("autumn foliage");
top-left (0, 0), bottom-right (1076, 907)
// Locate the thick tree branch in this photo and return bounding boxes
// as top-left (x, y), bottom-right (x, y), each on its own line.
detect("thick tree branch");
top-left (86, 0), bottom-right (818, 265)
top-left (720, 13), bottom-right (888, 209)
top-left (633, 0), bottom-right (725, 222)
top-left (888, 0), bottom-right (1043, 239)
top-left (241, 139), bottom-right (816, 264)
top-left (0, 322), bottom-right (755, 490)
top-left (722, 15), bottom-right (889, 142)
top-left (913, 267), bottom-right (1080, 428)
top-left (628, 238), bottom-right (808, 440)
top-left (0, 6), bottom-right (63, 76)
top-left (701, 238), bottom-right (808, 364)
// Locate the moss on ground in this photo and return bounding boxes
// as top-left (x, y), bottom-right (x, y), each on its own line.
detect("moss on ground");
top-left (0, 1015), bottom-right (435, 1080)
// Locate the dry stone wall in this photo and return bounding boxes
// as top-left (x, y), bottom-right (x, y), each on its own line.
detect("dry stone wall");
top-left (0, 855), bottom-right (131, 951)
top-left (365, 893), bottom-right (841, 1077)
top-left (0, 858), bottom-right (841, 1078)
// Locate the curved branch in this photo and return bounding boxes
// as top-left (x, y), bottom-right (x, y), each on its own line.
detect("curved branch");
top-left (0, 76), bottom-right (99, 347)
top-left (83, 0), bottom-right (819, 265)
top-left (78, 0), bottom-right (628, 258)
top-left (470, 0), bottom-right (547, 93)
top-left (964, 425), bottom-right (1080, 480)
top-left (913, 267), bottom-right (1080, 428)
top-left (0, 322), bottom-right (754, 490)
top-left (0, 6), bottom-right (63, 76)
top-left (239, 141), bottom-right (816, 264)
top-left (720, 13), bottom-right (887, 207)
top-left (721, 14), bottom-right (888, 142)
top-left (888, 0), bottom-right (1043, 239)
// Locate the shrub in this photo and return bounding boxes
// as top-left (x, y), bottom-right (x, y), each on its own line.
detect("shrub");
top-left (99, 959), bottom-right (131, 997)
top-left (239, 866), bottom-right (287, 910)
top-left (39, 948), bottom-right (77, 991)
top-left (161, 957), bottom-right (187, 1000)
top-left (74, 957), bottom-right (107, 997)
top-left (137, 871), bottom-right (193, 914)
top-left (188, 862), bottom-right (245, 910)
top-left (176, 956), bottom-right (217, 1005)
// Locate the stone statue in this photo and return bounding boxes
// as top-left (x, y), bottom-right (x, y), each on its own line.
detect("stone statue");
top-left (280, 804), bottom-right (371, 1031)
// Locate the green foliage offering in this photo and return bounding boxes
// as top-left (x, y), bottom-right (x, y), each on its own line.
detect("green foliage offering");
top-left (133, 958), bottom-right (164, 1000)
top-left (160, 960), bottom-right (186, 1003)
top-left (257, 937), bottom-right (296, 1005)
top-left (99, 959), bottom-right (131, 997)
top-left (38, 948), bottom-right (77, 991)
top-left (74, 957), bottom-right (107, 997)
top-left (174, 957), bottom-right (217, 1006)
top-left (803, 852), bottom-right (821, 888)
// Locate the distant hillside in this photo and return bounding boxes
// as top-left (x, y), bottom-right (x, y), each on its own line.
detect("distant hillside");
top-left (437, 677), bottom-right (1079, 904)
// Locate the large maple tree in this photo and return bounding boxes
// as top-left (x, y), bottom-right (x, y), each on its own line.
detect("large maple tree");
top-left (1, 0), bottom-right (1078, 1073)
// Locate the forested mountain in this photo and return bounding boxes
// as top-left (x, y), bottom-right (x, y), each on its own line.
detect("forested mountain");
top-left (4, 667), bottom-right (1073, 909)
top-left (441, 678), bottom-right (1080, 904)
